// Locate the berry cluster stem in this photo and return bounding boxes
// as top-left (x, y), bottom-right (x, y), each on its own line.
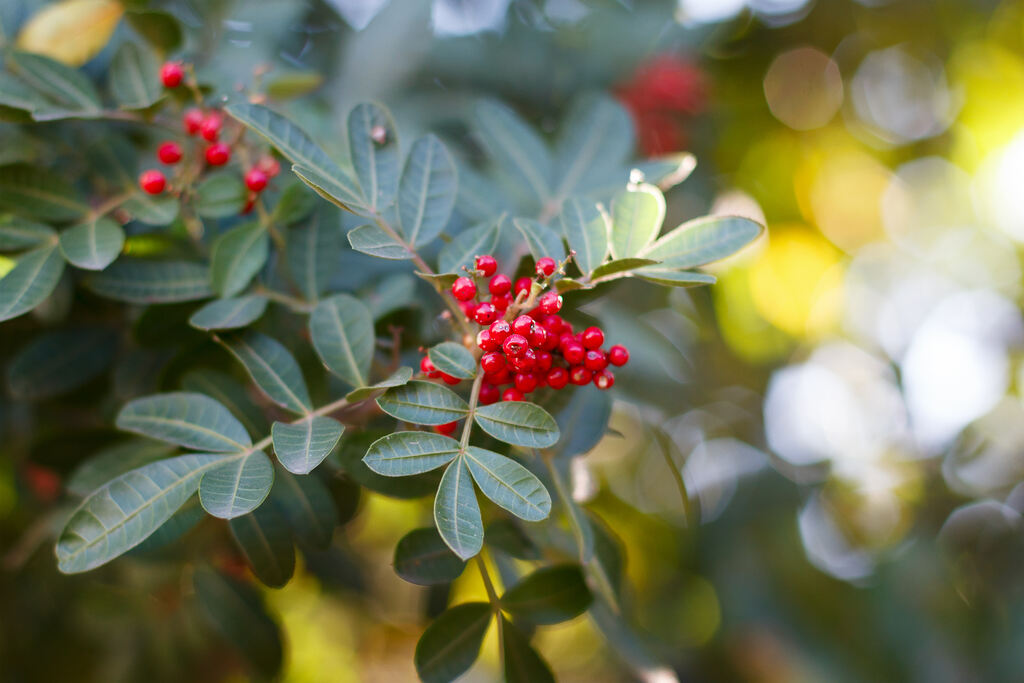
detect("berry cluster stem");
top-left (460, 371), bottom-right (485, 451)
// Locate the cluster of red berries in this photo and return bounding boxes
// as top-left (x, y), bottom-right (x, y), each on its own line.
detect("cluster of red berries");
top-left (139, 62), bottom-right (280, 212)
top-left (422, 255), bottom-right (630, 435)
top-left (615, 54), bottom-right (706, 157)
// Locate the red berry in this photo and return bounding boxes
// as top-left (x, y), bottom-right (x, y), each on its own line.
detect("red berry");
top-left (479, 383), bottom-right (500, 405)
top-left (530, 325), bottom-right (549, 349)
top-left (485, 368), bottom-right (511, 385)
top-left (535, 350), bottom-right (553, 372)
top-left (563, 342), bottom-right (585, 365)
top-left (569, 366), bottom-right (592, 385)
top-left (475, 255), bottom-right (498, 276)
top-left (542, 315), bottom-right (564, 334)
top-left (476, 328), bottom-right (499, 352)
top-left (503, 334), bottom-right (529, 357)
top-left (608, 345), bottom-right (629, 366)
top-left (435, 421), bottom-right (458, 435)
top-left (547, 367), bottom-right (569, 389)
top-left (440, 373), bottom-right (461, 385)
top-left (584, 349), bottom-right (608, 371)
top-left (138, 169), bottom-right (166, 194)
top-left (205, 142), bottom-right (230, 165)
top-left (256, 156), bottom-right (281, 177)
top-left (536, 257), bottom-right (557, 277)
top-left (594, 369), bottom-right (615, 390)
top-left (160, 61), bottom-right (184, 88)
top-left (451, 276), bottom-right (477, 301)
top-left (241, 192), bottom-right (256, 215)
top-left (541, 330), bottom-right (560, 351)
top-left (473, 302), bottom-right (498, 325)
top-left (512, 315), bottom-right (535, 337)
top-left (581, 326), bottom-right (605, 350)
top-left (200, 113), bottom-right (223, 142)
top-left (420, 356), bottom-right (441, 378)
top-left (538, 292), bottom-right (562, 315)
top-left (502, 387), bottom-right (525, 402)
top-left (488, 320), bottom-right (511, 343)
top-left (490, 293), bottom-right (512, 311)
top-left (509, 348), bottom-right (536, 372)
top-left (489, 274), bottom-right (512, 296)
top-left (183, 108), bottom-right (204, 135)
top-left (245, 168), bottom-right (268, 192)
top-left (157, 141), bottom-right (183, 164)
top-left (460, 301), bottom-right (478, 318)
top-left (515, 277), bottom-right (532, 296)
top-left (514, 372), bottom-right (538, 393)
top-left (481, 352), bottom-right (505, 375)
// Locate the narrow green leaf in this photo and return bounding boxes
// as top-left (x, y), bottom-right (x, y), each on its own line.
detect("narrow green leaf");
top-left (347, 222), bottom-right (412, 259)
top-left (486, 519), bottom-right (541, 560)
top-left (512, 217), bottom-right (565, 261)
top-left (86, 260), bottom-right (212, 303)
top-left (210, 222), bottom-right (269, 298)
top-left (58, 217), bottom-right (124, 270)
top-left (199, 450), bottom-right (274, 519)
top-left (554, 388), bottom-right (612, 458)
top-left (9, 50), bottom-right (101, 115)
top-left (309, 293), bottom-right (374, 388)
top-left (109, 42), bottom-right (161, 110)
top-left (0, 163), bottom-right (87, 221)
top-left (635, 269), bottom-right (716, 287)
top-left (272, 416), bottom-right (345, 474)
top-left (377, 381), bottom-right (469, 426)
top-left (553, 93), bottom-right (634, 200)
top-left (363, 431), bottom-right (461, 476)
top-left (428, 342), bottom-right (476, 380)
top-left (474, 99), bottom-right (552, 205)
top-left (502, 617), bottom-right (556, 683)
top-left (555, 277), bottom-right (588, 292)
top-left (438, 218), bottom-right (502, 274)
top-left (415, 602), bottom-right (492, 683)
top-left (394, 527), bottom-right (466, 585)
top-left (0, 244), bottom-right (65, 322)
top-left (228, 501), bottom-right (295, 587)
top-left (0, 215), bottom-right (55, 251)
top-left (287, 211), bottom-right (344, 300)
top-left (609, 183), bottom-right (665, 259)
top-left (291, 163), bottom-right (367, 215)
top-left (0, 72), bottom-right (50, 114)
top-left (347, 102), bottom-right (399, 211)
top-left (121, 193), bottom-right (179, 225)
top-left (181, 370), bottom-right (268, 437)
top-left (500, 564), bottom-right (592, 625)
top-left (67, 440), bottom-right (177, 497)
top-left (220, 331), bottom-right (312, 414)
top-left (197, 172), bottom-right (248, 218)
top-left (589, 257), bottom-right (659, 282)
top-left (559, 198), bottom-right (608, 276)
top-left (633, 152), bottom-right (697, 190)
top-left (7, 327), bottom-right (115, 399)
top-left (434, 458), bottom-right (483, 560)
top-left (271, 470), bottom-right (337, 549)
top-left (116, 392), bottom-right (253, 453)
top-left (345, 366), bottom-right (414, 402)
top-left (398, 134), bottom-right (457, 247)
top-left (637, 215), bottom-right (764, 268)
top-left (189, 295), bottom-right (268, 331)
top-left (463, 447), bottom-right (550, 522)
top-left (474, 402), bottom-right (559, 448)
top-left (56, 454), bottom-right (225, 573)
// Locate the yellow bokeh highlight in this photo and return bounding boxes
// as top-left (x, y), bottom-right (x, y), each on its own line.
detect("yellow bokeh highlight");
top-left (0, 255), bottom-right (14, 278)
top-left (674, 575), bottom-right (721, 647)
top-left (16, 0), bottom-right (123, 66)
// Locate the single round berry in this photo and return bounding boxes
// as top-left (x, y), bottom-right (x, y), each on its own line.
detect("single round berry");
top-left (514, 277), bottom-right (532, 296)
top-left (205, 142), bottom-right (230, 166)
top-left (488, 320), bottom-right (511, 343)
top-left (594, 369), bottom-right (615, 390)
top-left (257, 156), bottom-right (281, 178)
top-left (157, 141), bottom-right (183, 164)
top-left (584, 349), bottom-right (608, 371)
top-left (477, 329), bottom-right (499, 352)
top-left (460, 301), bottom-right (478, 318)
top-left (569, 365), bottom-right (593, 385)
top-left (503, 334), bottom-right (529, 357)
top-left (509, 348), bottom-right (536, 372)
top-left (540, 330), bottom-right (560, 351)
top-left (473, 302), bottom-right (498, 325)
top-left (538, 291), bottom-right (563, 315)
top-left (512, 315), bottom-right (535, 337)
top-left (489, 274), bottom-right (512, 296)
top-left (435, 421), bottom-right (458, 436)
top-left (581, 326), bottom-right (605, 350)
top-left (451, 276), bottom-right (477, 301)
top-left (183, 108), bottom-right (204, 135)
top-left (245, 168), bottom-right (268, 192)
top-left (542, 315), bottom-right (564, 334)
top-left (563, 342), bottom-right (585, 365)
top-left (514, 372), bottom-right (537, 393)
top-left (547, 367), bottom-right (569, 390)
top-left (138, 169), bottom-right (166, 195)
top-left (502, 387), bottom-right (525, 402)
top-left (420, 356), bottom-right (441, 378)
top-left (535, 350), bottom-right (553, 372)
top-left (200, 113), bottom-right (223, 142)
top-left (490, 293), bottom-right (512, 311)
top-left (440, 373), bottom-right (461, 385)
top-left (475, 255), bottom-right (497, 277)
top-left (608, 345), bottom-right (630, 366)
top-left (529, 325), bottom-right (549, 349)
top-left (160, 61), bottom-right (184, 88)
top-left (485, 368), bottom-right (512, 385)
top-left (535, 257), bottom-right (557, 277)
top-left (479, 383), bottom-right (500, 405)
top-left (481, 352), bottom-right (505, 375)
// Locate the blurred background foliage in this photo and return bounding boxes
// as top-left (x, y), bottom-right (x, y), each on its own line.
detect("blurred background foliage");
top-left (4, 0), bottom-right (1024, 681)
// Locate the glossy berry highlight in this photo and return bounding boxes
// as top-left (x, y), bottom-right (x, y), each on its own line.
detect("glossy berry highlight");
top-left (451, 277), bottom-right (476, 301)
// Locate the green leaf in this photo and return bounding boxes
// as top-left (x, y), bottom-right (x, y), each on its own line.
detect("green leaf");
top-left (225, 102), bottom-right (364, 211)
top-left (547, 457), bottom-right (594, 563)
top-left (398, 134), bottom-right (457, 247)
top-left (0, 244), bottom-right (65, 322)
top-left (266, 70), bottom-right (323, 100)
top-left (377, 381), bottom-right (469, 426)
top-left (462, 447), bottom-right (551, 522)
top-left (210, 222), bottom-right (269, 298)
top-left (363, 431), bottom-right (461, 476)
top-left (338, 430), bottom-right (442, 499)
top-left (0, 163), bottom-right (87, 221)
top-left (366, 273), bottom-right (416, 319)
top-left (86, 260), bottom-right (212, 303)
top-left (272, 416), bottom-right (345, 474)
top-left (347, 222), bottom-right (412, 259)
top-left (609, 183), bottom-right (665, 259)
top-left (292, 163), bottom-right (368, 215)
top-left (589, 257), bottom-right (659, 281)
top-left (126, 10), bottom-right (184, 52)
top-left (434, 458), bottom-right (483, 560)
top-left (0, 215), bottom-right (55, 250)
top-left (475, 99), bottom-right (552, 206)
top-left (56, 454), bottom-right (225, 573)
top-left (502, 617), bottom-right (556, 683)
top-left (474, 402), bottom-right (559, 449)
top-left (512, 217), bottom-right (565, 261)
top-left (287, 211), bottom-right (344, 301)
top-left (58, 217), bottom-right (124, 270)
top-left (455, 161), bottom-right (512, 221)
top-left (428, 342), bottom-right (476, 380)
top-left (121, 193), bottom-right (179, 225)
top-left (189, 295), bottom-right (268, 331)
top-left (128, 497), bottom-right (205, 556)
top-left (635, 269), bottom-right (716, 287)
top-left (637, 215), bottom-right (764, 268)
top-left (559, 198), bottom-right (609, 276)
top-left (229, 499), bottom-right (295, 587)
top-left (309, 294), bottom-right (374, 388)
top-left (8, 50), bottom-right (101, 115)
top-left (588, 511), bottom-right (625, 602)
top-left (554, 388), bottom-right (612, 458)
top-left (197, 172), bottom-right (248, 218)
top-left (553, 93), bottom-right (634, 200)
top-left (345, 366), bottom-right (413, 402)
top-left (485, 519), bottom-right (541, 560)
top-left (554, 277), bottom-right (588, 292)
top-left (199, 450), bottom-right (274, 519)
top-left (7, 327), bottom-right (115, 400)
top-left (67, 440), bottom-right (176, 497)
top-left (109, 42), bottom-right (161, 110)
top-left (634, 152), bottom-right (697, 190)
top-left (181, 370), bottom-right (268, 438)
top-left (438, 218), bottom-right (502, 274)
top-left (220, 331), bottom-right (312, 414)
top-left (415, 602), bottom-right (492, 683)
top-left (271, 470), bottom-right (337, 549)
top-left (347, 102), bottom-right (399, 212)
top-left (0, 72), bottom-right (50, 114)
top-left (394, 527), bottom-right (466, 585)
top-left (500, 564), bottom-right (592, 625)
top-left (115, 392), bottom-right (253, 453)
top-left (274, 182), bottom-right (318, 225)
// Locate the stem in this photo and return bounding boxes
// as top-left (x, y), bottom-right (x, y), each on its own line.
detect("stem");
top-left (247, 395), bottom-right (353, 453)
top-left (459, 372), bottom-right (485, 451)
top-left (253, 286), bottom-right (313, 312)
top-left (475, 555), bottom-right (506, 661)
top-left (86, 191), bottom-right (134, 221)
top-left (658, 438), bottom-right (693, 525)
